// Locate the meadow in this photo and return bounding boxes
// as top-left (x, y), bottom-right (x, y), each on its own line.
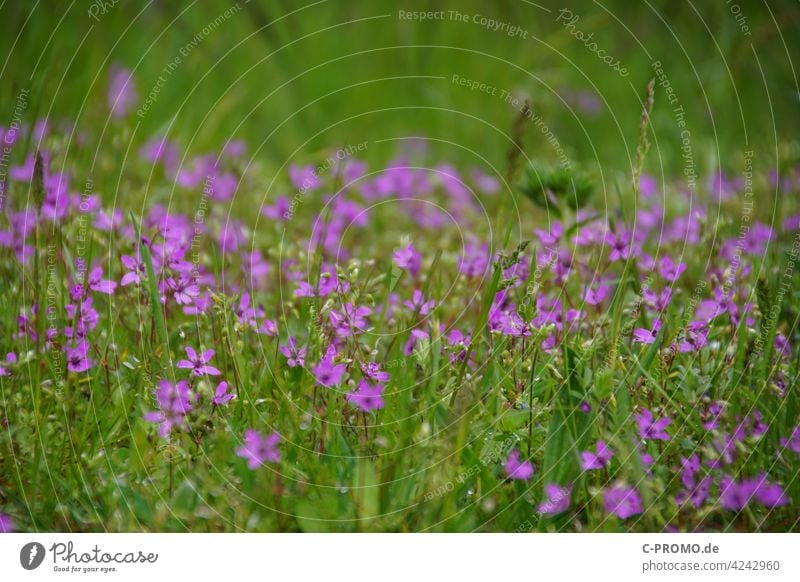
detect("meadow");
top-left (0, 0), bottom-right (799, 533)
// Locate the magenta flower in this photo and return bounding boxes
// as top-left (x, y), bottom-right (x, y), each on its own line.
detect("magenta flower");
top-left (212, 381), bottom-right (235, 406)
top-left (632, 319), bottom-right (661, 344)
top-left (534, 220), bottom-right (563, 246)
top-left (603, 484), bottom-right (643, 519)
top-left (280, 337), bottom-right (306, 368)
top-left (583, 284), bottom-right (610, 306)
top-left (87, 265), bottom-right (118, 295)
top-left (262, 195), bottom-right (291, 221)
top-left (144, 379), bottom-right (193, 438)
top-left (719, 475), bottom-right (788, 511)
top-left (459, 239), bottom-right (490, 278)
top-left (677, 324), bottom-right (708, 353)
top-left (361, 361), bottom-right (390, 383)
top-left (258, 319), bottom-right (278, 336)
top-left (393, 242), bottom-right (421, 276)
top-left (470, 167), bottom-right (500, 193)
top-left (504, 449), bottom-right (535, 480)
top-left (581, 440), bottom-right (614, 470)
top-left (165, 275), bottom-right (200, 306)
top-left (289, 164), bottom-right (322, 191)
top-left (538, 483), bottom-right (572, 516)
top-left (107, 66), bottom-right (137, 118)
top-left (236, 429), bottom-right (281, 469)
top-left (634, 408), bottom-right (671, 441)
top-left (780, 425), bottom-right (800, 457)
top-left (657, 256), bottom-right (687, 282)
top-left (177, 346), bottom-right (221, 376)
top-left (120, 254), bottom-right (145, 286)
top-left (404, 289), bottom-right (435, 316)
top-left (329, 303), bottom-right (371, 337)
top-left (493, 310), bottom-right (531, 337)
top-left (675, 455), bottom-right (711, 509)
top-left (606, 229), bottom-right (637, 262)
top-left (65, 342), bottom-right (93, 373)
top-left (311, 347), bottom-right (346, 388)
top-left (346, 379), bottom-right (385, 412)
top-left (0, 513), bottom-right (14, 533)
top-left (0, 352), bottom-right (17, 377)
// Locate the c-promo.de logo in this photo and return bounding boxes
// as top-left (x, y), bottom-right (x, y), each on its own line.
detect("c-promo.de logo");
top-left (20, 542), bottom-right (46, 570)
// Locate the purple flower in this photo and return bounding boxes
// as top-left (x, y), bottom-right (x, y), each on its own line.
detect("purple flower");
top-left (603, 484), bottom-right (643, 519)
top-left (606, 229), bottom-right (637, 262)
top-left (361, 361), bottom-right (390, 383)
top-left (632, 319), bottom-right (662, 344)
top-left (470, 168), bottom-right (500, 193)
top-left (165, 275), bottom-right (200, 306)
top-left (108, 66), bottom-right (137, 118)
top-left (720, 474), bottom-right (788, 511)
top-left (87, 265), bottom-right (118, 295)
top-left (534, 220), bottom-right (563, 247)
top-left (258, 319), bottom-right (278, 336)
top-left (404, 289), bottom-right (435, 316)
top-left (212, 381), bottom-right (235, 406)
top-left (65, 342), bottom-right (93, 373)
top-left (677, 324), bottom-right (708, 353)
top-left (262, 195), bottom-right (291, 221)
top-left (120, 254), bottom-right (145, 286)
top-left (657, 256), bottom-right (687, 282)
top-left (459, 239), bottom-right (490, 278)
top-left (280, 337), bottom-right (306, 367)
top-left (236, 429), bottom-right (281, 469)
top-left (504, 449), bottom-right (535, 480)
top-left (702, 402), bottom-right (725, 431)
top-left (393, 242), bottom-right (421, 276)
top-left (346, 379), bottom-right (385, 411)
top-left (780, 425), bottom-right (800, 457)
top-left (675, 455), bottom-right (711, 508)
top-left (144, 379), bottom-right (193, 438)
top-left (329, 303), bottom-right (371, 337)
top-left (0, 513), bottom-right (14, 533)
top-left (581, 440), bottom-right (614, 470)
top-left (494, 310), bottom-right (531, 337)
top-left (538, 483), bottom-right (572, 515)
top-left (583, 284), bottom-right (611, 306)
top-left (404, 329), bottom-right (429, 356)
top-left (634, 408), bottom-right (671, 441)
top-left (0, 352), bottom-right (17, 377)
top-left (289, 164), bottom-right (322, 191)
top-left (752, 477), bottom-right (789, 508)
top-left (312, 347), bottom-right (346, 388)
top-left (177, 346), bottom-right (221, 376)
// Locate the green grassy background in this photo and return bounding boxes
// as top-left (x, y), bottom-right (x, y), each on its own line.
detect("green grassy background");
top-left (3, 0), bottom-right (799, 174)
top-left (1, 1), bottom-right (799, 534)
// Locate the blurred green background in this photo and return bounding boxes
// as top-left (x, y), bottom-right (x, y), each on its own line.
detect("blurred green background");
top-left (2, 0), bottom-right (799, 175)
